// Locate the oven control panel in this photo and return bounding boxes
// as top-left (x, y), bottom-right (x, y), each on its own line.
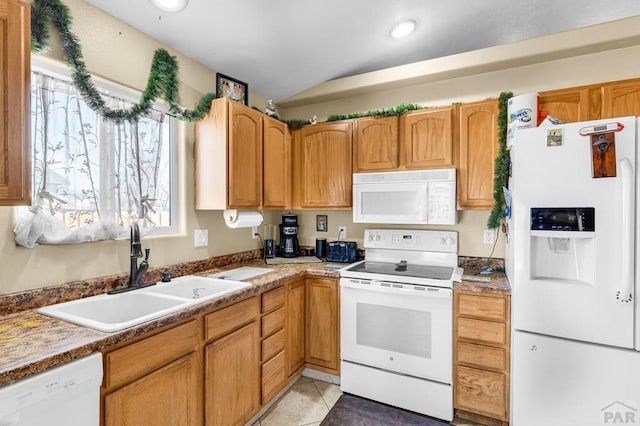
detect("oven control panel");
top-left (364, 229), bottom-right (457, 253)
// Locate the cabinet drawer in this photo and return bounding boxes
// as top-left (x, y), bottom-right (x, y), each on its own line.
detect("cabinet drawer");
top-left (457, 293), bottom-right (507, 322)
top-left (457, 342), bottom-right (506, 371)
top-left (262, 306), bottom-right (285, 337)
top-left (262, 350), bottom-right (286, 403)
top-left (457, 318), bottom-right (506, 346)
top-left (262, 329), bottom-right (285, 362)
top-left (262, 286), bottom-right (285, 313)
top-left (205, 296), bottom-right (259, 342)
top-left (455, 365), bottom-right (507, 421)
top-left (105, 320), bottom-right (199, 389)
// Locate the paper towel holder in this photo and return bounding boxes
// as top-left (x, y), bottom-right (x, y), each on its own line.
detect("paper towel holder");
top-left (223, 209), bottom-right (264, 229)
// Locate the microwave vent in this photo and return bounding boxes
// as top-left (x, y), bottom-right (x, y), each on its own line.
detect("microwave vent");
top-left (353, 168), bottom-right (455, 184)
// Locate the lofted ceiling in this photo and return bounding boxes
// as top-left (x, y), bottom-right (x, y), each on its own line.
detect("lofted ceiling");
top-left (85, 0), bottom-right (640, 103)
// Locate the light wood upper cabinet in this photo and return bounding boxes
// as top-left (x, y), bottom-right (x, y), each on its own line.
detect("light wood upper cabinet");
top-left (0, 0), bottom-right (30, 206)
top-left (539, 87), bottom-right (594, 123)
top-left (292, 121), bottom-right (352, 208)
top-left (305, 276), bottom-right (340, 374)
top-left (263, 116), bottom-right (290, 208)
top-left (601, 79), bottom-right (640, 118)
top-left (458, 99), bottom-right (498, 210)
top-left (353, 116), bottom-right (399, 172)
top-left (400, 106), bottom-right (454, 169)
top-left (195, 97), bottom-right (263, 209)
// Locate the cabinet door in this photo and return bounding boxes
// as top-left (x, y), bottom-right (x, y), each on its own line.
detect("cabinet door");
top-left (300, 122), bottom-right (352, 207)
top-left (228, 102), bottom-right (263, 208)
top-left (601, 79), bottom-right (640, 118)
top-left (353, 116), bottom-right (399, 172)
top-left (286, 278), bottom-right (305, 377)
top-left (263, 116), bottom-right (290, 208)
top-left (400, 107), bottom-right (454, 169)
top-left (205, 321), bottom-right (260, 426)
top-left (0, 0), bottom-right (30, 206)
top-left (458, 100), bottom-right (498, 209)
top-left (105, 352), bottom-right (202, 426)
top-left (539, 87), bottom-right (594, 123)
top-left (305, 277), bottom-right (339, 373)
top-left (455, 365), bottom-right (507, 421)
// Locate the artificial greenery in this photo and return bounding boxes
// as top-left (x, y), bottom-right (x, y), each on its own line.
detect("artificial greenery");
top-left (326, 104), bottom-right (423, 122)
top-left (487, 91), bottom-right (514, 229)
top-left (31, 0), bottom-right (215, 122)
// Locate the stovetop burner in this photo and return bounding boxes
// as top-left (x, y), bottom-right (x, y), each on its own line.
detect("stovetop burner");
top-left (345, 261), bottom-right (454, 281)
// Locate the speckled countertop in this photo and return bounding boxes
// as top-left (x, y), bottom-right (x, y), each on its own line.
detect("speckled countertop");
top-left (0, 256), bottom-right (509, 387)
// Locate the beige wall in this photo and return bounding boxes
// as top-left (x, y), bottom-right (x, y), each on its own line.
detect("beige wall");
top-left (4, 3), bottom-right (640, 294)
top-left (280, 29), bottom-right (640, 262)
top-left (0, 0), bottom-right (270, 295)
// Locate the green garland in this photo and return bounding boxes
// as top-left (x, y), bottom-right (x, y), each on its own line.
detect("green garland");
top-left (31, 0), bottom-right (214, 122)
top-left (326, 104), bottom-right (424, 122)
top-left (487, 91), bottom-right (513, 229)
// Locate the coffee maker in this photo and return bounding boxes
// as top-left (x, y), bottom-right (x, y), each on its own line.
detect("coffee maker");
top-left (278, 214), bottom-right (299, 258)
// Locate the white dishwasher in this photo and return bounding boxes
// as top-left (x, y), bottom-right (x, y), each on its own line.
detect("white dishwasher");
top-left (0, 353), bottom-right (103, 426)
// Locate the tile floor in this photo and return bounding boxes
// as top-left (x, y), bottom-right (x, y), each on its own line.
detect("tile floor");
top-left (253, 376), bottom-right (478, 426)
top-left (255, 376), bottom-right (342, 426)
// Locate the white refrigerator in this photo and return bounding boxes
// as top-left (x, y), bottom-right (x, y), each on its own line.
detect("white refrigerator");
top-left (508, 116), bottom-right (640, 426)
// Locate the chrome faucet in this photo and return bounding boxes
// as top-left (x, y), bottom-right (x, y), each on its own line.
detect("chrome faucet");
top-left (129, 223), bottom-right (150, 288)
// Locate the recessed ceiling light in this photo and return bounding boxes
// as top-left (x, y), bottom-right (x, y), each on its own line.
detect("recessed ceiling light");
top-left (150, 0), bottom-right (189, 13)
top-left (390, 19), bottom-right (416, 39)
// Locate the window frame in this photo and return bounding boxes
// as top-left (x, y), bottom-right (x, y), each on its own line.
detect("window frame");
top-left (29, 57), bottom-right (180, 238)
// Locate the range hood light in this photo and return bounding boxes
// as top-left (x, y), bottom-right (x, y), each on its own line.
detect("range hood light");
top-left (150, 0), bottom-right (189, 13)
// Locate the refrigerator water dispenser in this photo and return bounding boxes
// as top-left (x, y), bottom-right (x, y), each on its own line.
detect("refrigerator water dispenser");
top-left (529, 208), bottom-right (596, 285)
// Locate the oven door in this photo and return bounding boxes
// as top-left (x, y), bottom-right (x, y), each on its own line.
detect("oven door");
top-left (340, 278), bottom-right (452, 384)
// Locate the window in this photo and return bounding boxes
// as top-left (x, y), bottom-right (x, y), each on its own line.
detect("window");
top-left (14, 63), bottom-right (178, 248)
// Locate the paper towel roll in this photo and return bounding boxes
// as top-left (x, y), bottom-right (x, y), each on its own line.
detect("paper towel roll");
top-left (223, 209), bottom-right (263, 229)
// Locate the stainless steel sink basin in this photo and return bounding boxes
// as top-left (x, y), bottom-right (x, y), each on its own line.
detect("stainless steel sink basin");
top-left (38, 292), bottom-right (189, 333)
top-left (38, 275), bottom-right (251, 333)
top-left (140, 275), bottom-right (251, 302)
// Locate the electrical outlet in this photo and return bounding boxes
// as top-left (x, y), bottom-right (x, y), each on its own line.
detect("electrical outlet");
top-left (338, 226), bottom-right (347, 239)
top-left (483, 229), bottom-right (495, 245)
top-left (194, 229), bottom-right (208, 247)
top-left (252, 226), bottom-right (259, 239)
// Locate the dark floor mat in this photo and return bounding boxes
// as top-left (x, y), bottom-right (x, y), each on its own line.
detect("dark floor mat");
top-left (320, 393), bottom-right (450, 426)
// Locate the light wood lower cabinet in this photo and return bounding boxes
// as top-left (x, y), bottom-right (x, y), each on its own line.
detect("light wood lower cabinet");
top-left (205, 297), bottom-right (260, 426)
top-left (102, 320), bottom-right (202, 426)
top-left (260, 286), bottom-right (287, 403)
top-left (101, 276), bottom-right (342, 426)
top-left (454, 290), bottom-right (511, 425)
top-left (286, 278), bottom-right (306, 377)
top-left (305, 276), bottom-right (340, 374)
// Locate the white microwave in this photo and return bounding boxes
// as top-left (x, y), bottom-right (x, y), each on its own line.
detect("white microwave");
top-left (352, 169), bottom-right (457, 225)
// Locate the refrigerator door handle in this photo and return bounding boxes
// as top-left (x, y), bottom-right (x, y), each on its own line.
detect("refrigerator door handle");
top-left (617, 157), bottom-right (634, 304)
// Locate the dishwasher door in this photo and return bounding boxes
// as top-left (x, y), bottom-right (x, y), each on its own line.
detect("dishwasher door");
top-left (0, 353), bottom-right (103, 426)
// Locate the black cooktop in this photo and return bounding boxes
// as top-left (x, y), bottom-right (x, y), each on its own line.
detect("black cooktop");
top-left (345, 261), bottom-right (453, 280)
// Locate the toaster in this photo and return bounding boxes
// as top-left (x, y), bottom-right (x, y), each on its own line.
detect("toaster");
top-left (326, 241), bottom-right (357, 263)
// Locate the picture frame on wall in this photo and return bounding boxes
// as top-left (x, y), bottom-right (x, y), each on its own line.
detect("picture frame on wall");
top-left (316, 214), bottom-right (328, 232)
top-left (215, 73), bottom-right (249, 105)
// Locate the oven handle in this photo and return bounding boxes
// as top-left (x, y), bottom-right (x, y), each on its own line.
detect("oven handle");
top-left (340, 279), bottom-right (452, 299)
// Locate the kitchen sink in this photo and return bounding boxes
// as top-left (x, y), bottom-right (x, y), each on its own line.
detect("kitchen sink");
top-left (38, 275), bottom-right (251, 333)
top-left (140, 275), bottom-right (251, 302)
top-left (38, 292), bottom-right (190, 333)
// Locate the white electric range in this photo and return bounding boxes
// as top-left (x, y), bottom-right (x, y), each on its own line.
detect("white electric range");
top-left (339, 228), bottom-right (462, 422)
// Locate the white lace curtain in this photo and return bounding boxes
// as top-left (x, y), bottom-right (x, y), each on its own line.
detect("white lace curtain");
top-left (14, 71), bottom-right (170, 248)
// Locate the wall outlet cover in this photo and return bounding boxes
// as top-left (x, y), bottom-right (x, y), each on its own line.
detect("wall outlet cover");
top-left (194, 229), bottom-right (208, 247)
top-left (483, 229), bottom-right (494, 245)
